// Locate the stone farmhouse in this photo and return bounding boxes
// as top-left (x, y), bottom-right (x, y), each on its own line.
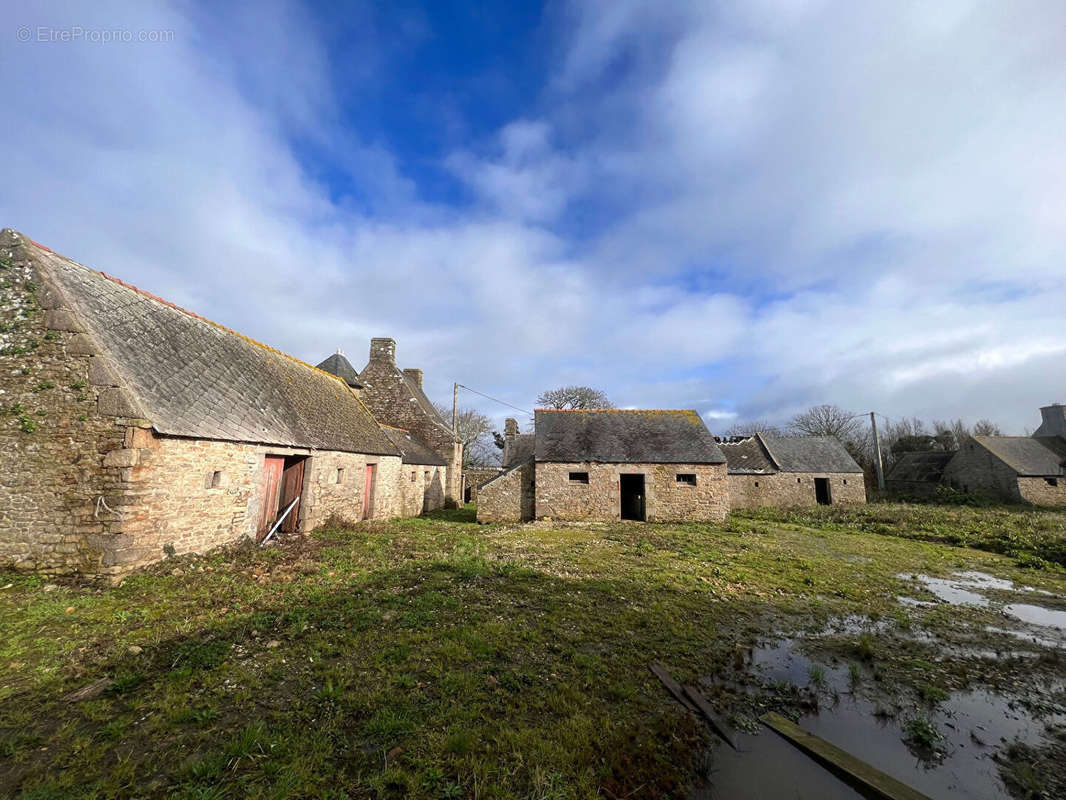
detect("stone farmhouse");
top-left (883, 405), bottom-right (1066, 506)
top-left (477, 409), bottom-right (729, 523)
top-left (718, 433), bottom-right (866, 509)
top-left (0, 230), bottom-right (453, 578)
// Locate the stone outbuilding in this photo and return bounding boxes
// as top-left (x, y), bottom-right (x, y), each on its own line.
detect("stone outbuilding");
top-left (381, 426), bottom-right (449, 516)
top-left (478, 409), bottom-right (729, 524)
top-left (718, 433), bottom-right (866, 509)
top-left (0, 230), bottom-right (425, 579)
top-left (885, 451), bottom-right (955, 498)
top-left (942, 429), bottom-right (1066, 506)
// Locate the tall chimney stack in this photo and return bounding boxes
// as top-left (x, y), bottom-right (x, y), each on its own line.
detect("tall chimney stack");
top-left (1034, 403), bottom-right (1066, 438)
top-left (369, 337), bottom-right (396, 365)
top-left (504, 418), bottom-right (518, 440)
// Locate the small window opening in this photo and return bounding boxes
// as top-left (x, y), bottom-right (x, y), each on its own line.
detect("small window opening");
top-left (676, 473), bottom-right (697, 486)
top-left (211, 470), bottom-right (223, 488)
top-left (336, 467), bottom-right (345, 484)
top-left (1046, 477), bottom-right (1059, 487)
top-left (843, 479), bottom-right (848, 485)
top-left (569, 471), bottom-right (589, 484)
top-left (754, 481), bottom-right (759, 487)
top-left (411, 471), bottom-right (416, 482)
top-left (425, 471), bottom-right (430, 480)
top-left (797, 478), bottom-right (802, 484)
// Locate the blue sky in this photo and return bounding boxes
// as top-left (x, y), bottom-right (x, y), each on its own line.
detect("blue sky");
top-left (4, 0), bottom-right (1066, 434)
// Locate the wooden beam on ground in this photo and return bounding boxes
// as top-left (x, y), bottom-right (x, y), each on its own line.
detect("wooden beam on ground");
top-left (649, 663), bottom-right (699, 714)
top-left (760, 712), bottom-right (931, 800)
top-left (682, 684), bottom-right (739, 751)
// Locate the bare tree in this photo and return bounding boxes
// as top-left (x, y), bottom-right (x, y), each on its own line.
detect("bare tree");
top-left (788, 404), bottom-right (863, 441)
top-left (434, 404), bottom-right (499, 468)
top-left (537, 386), bottom-right (614, 409)
top-left (722, 419), bottom-right (783, 437)
top-left (972, 418), bottom-right (1002, 436)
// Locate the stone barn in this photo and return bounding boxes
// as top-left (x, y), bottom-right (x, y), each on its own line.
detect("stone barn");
top-left (885, 451), bottom-right (956, 498)
top-left (478, 409), bottom-right (729, 523)
top-left (0, 230), bottom-right (416, 579)
top-left (719, 433), bottom-right (866, 509)
top-left (381, 426), bottom-right (449, 516)
top-left (942, 429), bottom-right (1066, 506)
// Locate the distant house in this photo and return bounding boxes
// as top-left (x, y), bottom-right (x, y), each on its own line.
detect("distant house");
top-left (0, 230), bottom-right (421, 579)
top-left (718, 433), bottom-right (866, 509)
top-left (352, 339), bottom-right (463, 507)
top-left (478, 409), bottom-right (729, 523)
top-left (885, 452), bottom-right (955, 498)
top-left (943, 429), bottom-right (1066, 506)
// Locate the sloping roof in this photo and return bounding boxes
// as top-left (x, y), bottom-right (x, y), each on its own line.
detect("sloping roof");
top-left (381, 427), bottom-right (447, 466)
top-left (974, 436), bottom-right (1066, 477)
top-left (885, 451), bottom-right (955, 483)
top-left (503, 433), bottom-right (535, 469)
top-left (18, 233), bottom-right (398, 456)
top-left (718, 436), bottom-right (775, 474)
top-left (758, 434), bottom-right (863, 474)
top-left (534, 409), bottom-right (726, 464)
top-left (316, 352), bottom-right (362, 388)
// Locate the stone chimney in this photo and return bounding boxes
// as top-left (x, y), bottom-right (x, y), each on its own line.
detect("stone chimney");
top-left (403, 368), bottom-right (423, 388)
top-left (1034, 403), bottom-right (1066, 437)
top-left (504, 418), bottom-right (518, 440)
top-left (369, 337), bottom-right (395, 365)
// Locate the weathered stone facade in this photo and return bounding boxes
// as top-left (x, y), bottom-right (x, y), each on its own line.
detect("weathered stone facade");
top-left (1017, 476), bottom-right (1066, 506)
top-left (357, 338), bottom-right (463, 506)
top-left (728, 472), bottom-right (866, 509)
top-left (476, 462), bottom-right (535, 523)
top-left (463, 467), bottom-right (503, 503)
top-left (941, 436), bottom-right (1066, 505)
top-left (534, 462), bottom-right (728, 523)
top-left (0, 231), bottom-right (427, 579)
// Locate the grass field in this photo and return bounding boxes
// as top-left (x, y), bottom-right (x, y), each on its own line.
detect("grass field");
top-left (1, 503), bottom-right (1064, 799)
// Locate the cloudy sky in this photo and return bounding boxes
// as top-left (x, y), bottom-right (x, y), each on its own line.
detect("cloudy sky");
top-left (4, 0), bottom-right (1064, 434)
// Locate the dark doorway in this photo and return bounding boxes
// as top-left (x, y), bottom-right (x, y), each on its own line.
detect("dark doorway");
top-left (814, 477), bottom-right (831, 505)
top-left (620, 473), bottom-right (646, 521)
top-left (258, 455), bottom-right (306, 538)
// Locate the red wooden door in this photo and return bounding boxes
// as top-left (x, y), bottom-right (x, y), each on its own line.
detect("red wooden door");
top-left (280, 458), bottom-right (305, 532)
top-left (259, 456), bottom-right (285, 538)
top-left (363, 464), bottom-right (375, 519)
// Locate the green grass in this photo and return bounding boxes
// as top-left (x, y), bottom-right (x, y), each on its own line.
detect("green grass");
top-left (736, 502), bottom-right (1066, 568)
top-left (0, 503), bottom-right (1064, 798)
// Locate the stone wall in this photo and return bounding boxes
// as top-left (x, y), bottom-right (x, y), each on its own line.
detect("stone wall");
top-left (534, 462), bottom-right (728, 523)
top-left (475, 462), bottom-right (534, 523)
top-left (1016, 476), bottom-right (1066, 506)
top-left (941, 439), bottom-right (1022, 502)
top-left (729, 472), bottom-right (866, 509)
top-left (464, 467), bottom-right (503, 503)
top-left (358, 338), bottom-right (463, 505)
top-left (396, 464), bottom-right (447, 517)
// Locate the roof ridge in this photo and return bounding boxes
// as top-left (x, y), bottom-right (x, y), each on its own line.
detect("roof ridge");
top-left (535, 408), bottom-right (698, 413)
top-left (27, 237), bottom-right (354, 393)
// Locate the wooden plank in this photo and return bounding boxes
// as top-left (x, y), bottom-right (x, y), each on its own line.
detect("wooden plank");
top-left (682, 684), bottom-right (739, 751)
top-left (760, 712), bottom-right (932, 800)
top-left (649, 663), bottom-right (699, 714)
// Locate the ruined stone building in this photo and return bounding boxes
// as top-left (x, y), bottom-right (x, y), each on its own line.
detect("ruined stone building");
top-left (885, 452), bottom-right (955, 498)
top-left (718, 433), bottom-right (866, 509)
top-left (478, 409), bottom-right (729, 523)
top-left (0, 230), bottom-right (444, 578)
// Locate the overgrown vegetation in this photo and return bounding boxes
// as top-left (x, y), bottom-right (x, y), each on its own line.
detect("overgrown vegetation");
top-left (736, 502), bottom-right (1066, 569)
top-left (0, 503), bottom-right (1063, 798)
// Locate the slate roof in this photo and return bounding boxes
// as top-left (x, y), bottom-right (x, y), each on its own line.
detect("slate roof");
top-left (503, 433), bottom-right (535, 469)
top-left (974, 436), bottom-right (1066, 477)
top-left (534, 409), bottom-right (726, 464)
top-left (885, 451), bottom-right (955, 483)
top-left (718, 436), bottom-right (776, 474)
top-left (381, 427), bottom-right (447, 466)
top-left (316, 352), bottom-right (362, 388)
top-left (20, 234), bottom-right (399, 455)
top-left (759, 434), bottom-right (863, 474)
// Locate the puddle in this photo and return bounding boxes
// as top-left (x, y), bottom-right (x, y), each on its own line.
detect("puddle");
top-left (702, 637), bottom-right (1066, 800)
top-left (1004, 603), bottom-right (1066, 630)
top-left (905, 574), bottom-right (990, 607)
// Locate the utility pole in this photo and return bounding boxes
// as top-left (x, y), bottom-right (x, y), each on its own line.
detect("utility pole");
top-left (452, 382), bottom-right (459, 434)
top-left (870, 411), bottom-right (885, 495)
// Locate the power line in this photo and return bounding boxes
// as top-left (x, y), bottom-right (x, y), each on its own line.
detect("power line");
top-left (456, 383), bottom-right (532, 416)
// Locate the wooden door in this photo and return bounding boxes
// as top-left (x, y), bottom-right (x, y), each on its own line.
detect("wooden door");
top-left (279, 457), bottom-right (306, 532)
top-left (363, 464), bottom-right (376, 520)
top-left (259, 456), bottom-right (285, 538)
